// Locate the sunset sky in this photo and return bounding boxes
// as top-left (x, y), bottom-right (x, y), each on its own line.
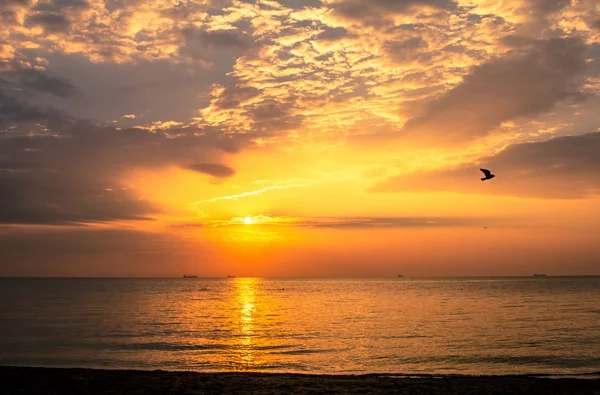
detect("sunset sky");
top-left (1, 0), bottom-right (600, 277)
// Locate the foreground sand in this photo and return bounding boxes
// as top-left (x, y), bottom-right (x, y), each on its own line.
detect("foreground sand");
top-left (1, 366), bottom-right (599, 394)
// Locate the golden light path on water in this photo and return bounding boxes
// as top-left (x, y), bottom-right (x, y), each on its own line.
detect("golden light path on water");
top-left (234, 278), bottom-right (259, 369)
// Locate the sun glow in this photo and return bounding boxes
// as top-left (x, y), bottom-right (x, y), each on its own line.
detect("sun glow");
top-left (244, 217), bottom-right (253, 225)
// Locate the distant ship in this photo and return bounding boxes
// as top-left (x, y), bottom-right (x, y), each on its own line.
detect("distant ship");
top-left (398, 275), bottom-right (404, 278)
top-left (227, 275), bottom-right (235, 278)
top-left (533, 274), bottom-right (547, 277)
top-left (183, 275), bottom-right (198, 278)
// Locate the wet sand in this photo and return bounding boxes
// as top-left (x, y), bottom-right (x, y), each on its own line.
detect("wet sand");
top-left (1, 366), bottom-right (599, 394)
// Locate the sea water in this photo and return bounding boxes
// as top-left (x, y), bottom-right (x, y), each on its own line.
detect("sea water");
top-left (1, 277), bottom-right (599, 375)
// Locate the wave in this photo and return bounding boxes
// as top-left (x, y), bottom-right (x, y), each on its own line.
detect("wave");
top-left (103, 342), bottom-right (230, 351)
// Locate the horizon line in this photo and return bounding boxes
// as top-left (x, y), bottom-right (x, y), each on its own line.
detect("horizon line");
top-left (2, 275), bottom-right (600, 279)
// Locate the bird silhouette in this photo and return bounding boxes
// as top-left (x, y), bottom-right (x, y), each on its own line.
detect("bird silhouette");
top-left (480, 168), bottom-right (495, 181)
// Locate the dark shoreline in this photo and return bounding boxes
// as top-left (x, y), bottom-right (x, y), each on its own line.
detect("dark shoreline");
top-left (1, 367), bottom-right (599, 394)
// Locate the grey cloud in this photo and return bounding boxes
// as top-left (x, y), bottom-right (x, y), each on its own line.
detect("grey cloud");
top-left (178, 216), bottom-right (493, 229)
top-left (0, 179), bottom-right (155, 225)
top-left (0, 60), bottom-right (79, 98)
top-left (0, 228), bottom-right (186, 276)
top-left (0, 10), bottom-right (20, 25)
top-left (384, 37), bottom-right (431, 64)
top-left (329, 0), bottom-right (456, 25)
top-left (528, 0), bottom-right (570, 14)
top-left (294, 216), bottom-right (487, 228)
top-left (176, 216), bottom-right (494, 229)
top-left (26, 13), bottom-right (71, 33)
top-left (33, 0), bottom-right (90, 12)
top-left (401, 38), bottom-right (587, 144)
top-left (0, 228), bottom-right (168, 256)
top-left (0, 90), bottom-right (63, 125)
top-left (371, 131), bottom-right (600, 199)
top-left (249, 98), bottom-right (304, 132)
top-left (315, 26), bottom-right (349, 41)
top-left (20, 71), bottom-right (79, 98)
top-left (186, 163), bottom-right (235, 178)
top-left (214, 85), bottom-right (261, 109)
top-left (278, 0), bottom-right (322, 8)
top-left (0, 91), bottom-right (249, 225)
top-left (0, 0), bottom-right (30, 9)
top-left (198, 30), bottom-right (250, 49)
top-left (180, 27), bottom-right (251, 61)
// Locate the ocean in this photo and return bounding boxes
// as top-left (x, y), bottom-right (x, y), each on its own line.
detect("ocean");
top-left (1, 277), bottom-right (599, 376)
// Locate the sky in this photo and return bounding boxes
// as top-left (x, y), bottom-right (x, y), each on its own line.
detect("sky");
top-left (1, 0), bottom-right (600, 277)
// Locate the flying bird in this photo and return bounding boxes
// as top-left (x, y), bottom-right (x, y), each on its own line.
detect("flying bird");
top-left (480, 168), bottom-right (495, 181)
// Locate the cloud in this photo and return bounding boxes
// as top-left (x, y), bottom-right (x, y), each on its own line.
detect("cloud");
top-left (315, 26), bottom-right (349, 41)
top-left (191, 183), bottom-right (306, 205)
top-left (0, 228), bottom-right (166, 255)
top-left (371, 131), bottom-right (600, 199)
top-left (281, 216), bottom-right (486, 228)
top-left (186, 163), bottom-right (235, 178)
top-left (325, 0), bottom-right (456, 25)
top-left (1, 0), bottom-right (30, 7)
top-left (383, 37), bottom-right (430, 65)
top-left (196, 29), bottom-right (251, 50)
top-left (212, 85), bottom-right (262, 110)
top-left (400, 38), bottom-right (588, 144)
top-left (0, 227), bottom-right (192, 276)
top-left (0, 59), bottom-right (80, 98)
top-left (25, 13), bottom-right (71, 34)
top-left (20, 71), bottom-right (79, 98)
top-left (528, 0), bottom-right (570, 14)
top-left (0, 179), bottom-right (156, 225)
top-left (180, 27), bottom-right (252, 63)
top-left (180, 214), bottom-right (492, 228)
top-left (0, 87), bottom-right (249, 225)
top-left (0, 90), bottom-right (64, 126)
top-left (249, 98), bottom-right (305, 132)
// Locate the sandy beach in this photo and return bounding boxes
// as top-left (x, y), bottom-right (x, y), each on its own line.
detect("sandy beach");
top-left (1, 367), bottom-right (599, 394)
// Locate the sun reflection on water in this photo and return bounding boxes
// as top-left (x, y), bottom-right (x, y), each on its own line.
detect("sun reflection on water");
top-left (232, 277), bottom-right (260, 369)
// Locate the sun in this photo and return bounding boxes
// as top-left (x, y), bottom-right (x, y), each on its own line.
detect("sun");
top-left (243, 217), bottom-right (253, 225)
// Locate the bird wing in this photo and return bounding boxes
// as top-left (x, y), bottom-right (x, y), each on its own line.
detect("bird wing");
top-left (480, 168), bottom-right (491, 177)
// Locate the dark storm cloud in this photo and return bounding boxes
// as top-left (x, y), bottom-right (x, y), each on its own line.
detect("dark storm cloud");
top-left (401, 38), bottom-right (587, 143)
top-left (0, 89), bottom-right (248, 225)
top-left (186, 163), bottom-right (235, 178)
top-left (371, 131), bottom-right (600, 199)
top-left (329, 0), bottom-right (456, 25)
